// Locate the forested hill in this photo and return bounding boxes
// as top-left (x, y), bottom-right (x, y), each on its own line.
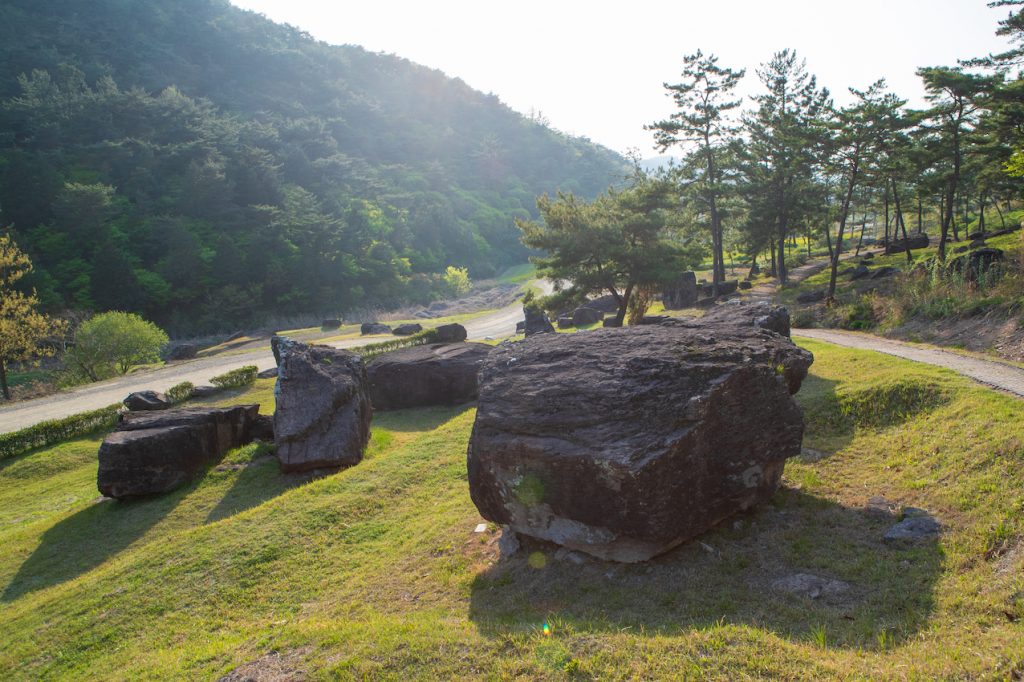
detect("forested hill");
top-left (0, 0), bottom-right (627, 333)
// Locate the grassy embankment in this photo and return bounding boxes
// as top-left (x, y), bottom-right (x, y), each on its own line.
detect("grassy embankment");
top-left (1, 340), bottom-right (1022, 679)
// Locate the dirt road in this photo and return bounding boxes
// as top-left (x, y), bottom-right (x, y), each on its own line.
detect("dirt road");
top-left (0, 286), bottom-right (547, 434)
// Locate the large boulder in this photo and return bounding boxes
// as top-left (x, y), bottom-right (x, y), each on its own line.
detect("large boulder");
top-left (571, 306), bottom-right (604, 327)
top-left (366, 342), bottom-right (491, 410)
top-left (467, 308), bottom-right (813, 562)
top-left (584, 295), bottom-right (621, 314)
top-left (123, 390), bottom-right (171, 411)
top-left (949, 247), bottom-right (1004, 281)
top-left (321, 318), bottom-right (342, 330)
top-left (393, 323), bottom-right (423, 336)
top-left (885, 233), bottom-right (929, 254)
top-left (702, 301), bottom-right (793, 341)
top-left (699, 280), bottom-right (739, 299)
top-left (434, 323), bottom-right (468, 343)
top-left (98, 405), bottom-right (260, 499)
top-left (360, 322), bottom-right (392, 336)
top-left (524, 307), bottom-right (555, 336)
top-left (663, 272), bottom-right (698, 309)
top-left (273, 338), bottom-right (372, 472)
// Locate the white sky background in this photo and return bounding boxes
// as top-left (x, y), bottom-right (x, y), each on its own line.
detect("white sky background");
top-left (229, 0), bottom-right (1014, 156)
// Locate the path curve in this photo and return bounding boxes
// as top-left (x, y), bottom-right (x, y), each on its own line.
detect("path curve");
top-left (0, 282), bottom-right (551, 434)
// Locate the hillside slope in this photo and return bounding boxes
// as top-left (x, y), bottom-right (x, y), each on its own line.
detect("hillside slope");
top-left (0, 0), bottom-right (626, 332)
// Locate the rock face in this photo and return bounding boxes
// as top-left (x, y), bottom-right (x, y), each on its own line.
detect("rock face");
top-left (393, 323), bottom-right (423, 336)
top-left (467, 308), bottom-right (813, 562)
top-left (435, 323), bottom-right (468, 343)
top-left (360, 322), bottom-right (392, 335)
top-left (663, 271), bottom-right (698, 309)
top-left (885, 233), bottom-right (929, 254)
top-left (366, 342), bottom-right (491, 410)
top-left (273, 338), bottom-right (372, 472)
top-left (98, 405), bottom-right (260, 499)
top-left (123, 390), bottom-right (171, 411)
top-left (702, 301), bottom-right (792, 341)
top-left (524, 307), bottom-right (555, 336)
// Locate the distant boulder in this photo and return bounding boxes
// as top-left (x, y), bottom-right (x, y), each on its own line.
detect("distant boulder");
top-left (571, 306), bottom-right (604, 326)
top-left (849, 264), bottom-right (871, 280)
top-left (166, 343), bottom-right (199, 361)
top-left (321, 318), bottom-right (342, 330)
top-left (663, 272), bottom-right (698, 309)
top-left (584, 295), bottom-right (621, 313)
top-left (739, 280), bottom-right (752, 290)
top-left (557, 315), bottom-right (574, 329)
top-left (360, 322), bottom-right (392, 335)
top-left (434, 323), bottom-right (468, 343)
top-left (870, 266), bottom-right (899, 280)
top-left (701, 302), bottom-right (793, 341)
top-left (885, 233), bottom-right (929, 254)
top-left (949, 247), bottom-right (1004, 281)
top-left (123, 390), bottom-right (171, 412)
top-left (393, 323), bottom-right (423, 336)
top-left (524, 307), bottom-right (555, 336)
top-left (366, 342), bottom-right (491, 410)
top-left (515, 320), bottom-right (526, 334)
top-left (273, 338), bottom-right (372, 472)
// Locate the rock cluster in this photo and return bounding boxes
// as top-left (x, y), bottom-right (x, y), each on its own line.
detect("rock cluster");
top-left (467, 307), bottom-right (812, 562)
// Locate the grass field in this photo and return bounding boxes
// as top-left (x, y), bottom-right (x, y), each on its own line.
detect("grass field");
top-left (1, 344), bottom-right (1022, 679)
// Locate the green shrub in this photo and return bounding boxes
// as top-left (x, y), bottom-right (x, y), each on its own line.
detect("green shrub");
top-left (357, 329), bottom-right (440, 361)
top-left (165, 381), bottom-right (194, 404)
top-left (66, 311), bottom-right (169, 380)
top-left (0, 404), bottom-right (122, 460)
top-left (210, 365), bottom-right (258, 389)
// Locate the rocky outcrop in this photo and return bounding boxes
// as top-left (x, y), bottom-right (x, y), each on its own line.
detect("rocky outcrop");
top-left (524, 307), bottom-right (555, 336)
top-left (467, 308), bottom-right (813, 562)
top-left (435, 323), bottom-right (468, 343)
top-left (273, 338), bottom-right (372, 472)
top-left (123, 390), bottom-right (171, 411)
top-left (98, 405), bottom-right (260, 499)
top-left (571, 306), bottom-right (604, 326)
top-left (360, 322), bottom-right (392, 335)
top-left (701, 301), bottom-right (793, 341)
top-left (366, 342), bottom-right (491, 410)
top-left (393, 323), bottom-right (423, 336)
top-left (662, 272), bottom-right (698, 309)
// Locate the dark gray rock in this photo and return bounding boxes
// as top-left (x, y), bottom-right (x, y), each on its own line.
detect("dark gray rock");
top-left (123, 390), bottom-right (171, 412)
top-left (393, 323), bottom-right (423, 336)
top-left (637, 315), bottom-right (669, 325)
top-left (699, 280), bottom-right (739, 299)
top-left (663, 271), bottom-right (698, 309)
top-left (257, 367), bottom-right (278, 379)
top-left (190, 385), bottom-right (220, 399)
top-left (870, 266), bottom-right (899, 280)
top-left (862, 252), bottom-right (874, 260)
top-left (251, 413), bottom-right (274, 441)
top-left (273, 338), bottom-right (372, 472)
top-left (796, 290), bottom-right (826, 304)
top-left (885, 233), bottom-right (929, 254)
top-left (166, 344), bottom-right (199, 361)
top-left (98, 405), bottom-right (260, 499)
top-left (584, 295), bottom-right (621, 313)
top-left (366, 342), bottom-right (491, 410)
top-left (360, 322), bottom-right (392, 336)
top-left (321, 319), bottom-right (342, 330)
top-left (949, 247), bottom-right (1004, 281)
top-left (884, 508), bottom-right (941, 545)
top-left (525, 307), bottom-right (555, 336)
top-left (557, 315), bottom-right (574, 329)
top-left (969, 239), bottom-right (987, 249)
top-left (434, 323), bottom-right (468, 343)
top-left (701, 302), bottom-right (793, 340)
top-left (571, 307), bottom-right (604, 326)
top-left (467, 312), bottom-right (813, 562)
top-left (739, 280), bottom-right (752, 290)
top-left (515, 320), bottom-right (526, 333)
top-left (849, 264), bottom-right (871, 280)
top-left (602, 318), bottom-right (622, 328)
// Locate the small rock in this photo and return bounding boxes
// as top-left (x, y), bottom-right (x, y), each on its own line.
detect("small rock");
top-left (870, 266), bottom-right (899, 280)
top-left (166, 343), bottom-right (199, 361)
top-left (557, 315), bottom-right (574, 329)
top-left (865, 495), bottom-right (895, 516)
top-left (884, 508), bottom-right (941, 545)
top-left (474, 523), bottom-right (488, 533)
top-left (772, 573), bottom-right (852, 603)
top-left (392, 323), bottom-right (423, 336)
top-left (571, 306), bottom-right (604, 326)
top-left (498, 527), bottom-right (520, 559)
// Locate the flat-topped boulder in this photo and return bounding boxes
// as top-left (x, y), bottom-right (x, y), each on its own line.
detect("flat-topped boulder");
top-left (98, 405), bottom-right (260, 499)
top-left (366, 342), bottom-right (491, 410)
top-left (273, 338), bottom-right (371, 472)
top-left (123, 390), bottom-right (171, 411)
top-left (524, 307), bottom-right (555, 336)
top-left (467, 307), bottom-right (812, 562)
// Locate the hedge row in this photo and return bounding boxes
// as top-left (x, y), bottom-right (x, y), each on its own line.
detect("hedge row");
top-left (0, 403), bottom-right (122, 460)
top-left (166, 381), bottom-right (194, 404)
top-left (211, 365), bottom-right (258, 389)
top-left (356, 329), bottom-right (440, 361)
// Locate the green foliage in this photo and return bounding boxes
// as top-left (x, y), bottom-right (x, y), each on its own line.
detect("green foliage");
top-left (356, 329), bottom-right (441, 361)
top-left (165, 381), bottom-right (194, 404)
top-left (0, 403), bottom-right (120, 460)
top-left (65, 312), bottom-right (168, 380)
top-left (441, 266), bottom-right (472, 297)
top-left (210, 366), bottom-right (258, 390)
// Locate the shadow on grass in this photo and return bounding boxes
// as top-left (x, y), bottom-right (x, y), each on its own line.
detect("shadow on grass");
top-left (204, 450), bottom-right (307, 525)
top-left (2, 487), bottom-right (188, 603)
top-left (372, 404), bottom-right (474, 433)
top-left (468, 487), bottom-right (943, 651)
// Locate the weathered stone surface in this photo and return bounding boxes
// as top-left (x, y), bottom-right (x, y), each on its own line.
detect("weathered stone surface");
top-left (123, 390), bottom-right (171, 411)
top-left (467, 310), bottom-right (813, 562)
top-left (885, 233), bottom-right (929, 254)
top-left (702, 301), bottom-right (793, 341)
top-left (571, 306), bottom-right (604, 326)
top-left (251, 414), bottom-right (274, 441)
top-left (699, 280), bottom-right (739, 299)
top-left (321, 318), bottom-right (342, 330)
top-left (273, 338), bottom-right (372, 472)
top-left (98, 405), bottom-right (260, 499)
top-left (515, 320), bottom-right (526, 334)
top-left (884, 508), bottom-right (941, 545)
top-left (602, 318), bottom-right (622, 328)
top-left (191, 385), bottom-right (220, 398)
top-left (663, 271), bottom-right (698, 309)
top-left (524, 307), bottom-right (555, 336)
top-left (360, 322), bottom-right (392, 335)
top-left (435, 323), bottom-right (468, 343)
top-left (366, 342), bottom-right (491, 410)
top-left (392, 323), bottom-right (423, 336)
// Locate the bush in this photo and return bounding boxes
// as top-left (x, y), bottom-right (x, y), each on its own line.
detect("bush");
top-left (165, 381), bottom-right (194, 404)
top-left (357, 329), bottom-right (440, 361)
top-left (210, 365), bottom-right (258, 389)
top-left (0, 403), bottom-right (121, 460)
top-left (66, 311), bottom-right (169, 380)
top-left (442, 266), bottom-right (472, 297)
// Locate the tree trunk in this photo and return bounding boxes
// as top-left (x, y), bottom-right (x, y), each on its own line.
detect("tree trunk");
top-left (768, 239), bottom-right (777, 277)
top-left (978, 194), bottom-right (986, 234)
top-left (0, 359), bottom-right (9, 401)
top-left (615, 282), bottom-right (635, 326)
top-left (891, 177), bottom-right (912, 264)
top-left (917, 194), bottom-right (923, 234)
top-left (883, 183), bottom-right (891, 246)
top-left (995, 199), bottom-right (1006, 228)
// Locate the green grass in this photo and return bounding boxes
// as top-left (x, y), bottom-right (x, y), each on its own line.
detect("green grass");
top-left (1, 342), bottom-right (1022, 678)
top-left (496, 263), bottom-right (536, 285)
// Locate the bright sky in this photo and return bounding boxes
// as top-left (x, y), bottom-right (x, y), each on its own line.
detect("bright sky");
top-left (229, 0), bottom-right (1013, 157)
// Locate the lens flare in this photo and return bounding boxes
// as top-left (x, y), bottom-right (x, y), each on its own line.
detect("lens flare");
top-left (543, 621), bottom-right (551, 636)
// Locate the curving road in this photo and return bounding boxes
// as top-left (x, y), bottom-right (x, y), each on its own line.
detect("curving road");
top-left (0, 283), bottom-right (550, 434)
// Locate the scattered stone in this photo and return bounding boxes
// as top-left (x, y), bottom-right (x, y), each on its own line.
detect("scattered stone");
top-left (849, 264), bottom-right (871, 280)
top-left (191, 385), bottom-right (220, 399)
top-left (796, 290), bottom-right (826, 304)
top-left (166, 343), bottom-right (199, 361)
top-left (663, 271), bottom-right (699, 309)
top-left (885, 233), bottom-right (930, 254)
top-left (498, 526), bottom-right (520, 559)
top-left (949, 247), bottom-right (1004, 281)
top-left (571, 306), bottom-right (604, 326)
top-left (884, 508), bottom-right (941, 545)
top-left (739, 280), bottom-right (752, 290)
top-left (123, 390), bottom-right (171, 412)
top-left (257, 367), bottom-right (278, 379)
top-left (970, 238), bottom-right (987, 249)
top-left (869, 266), bottom-right (899, 280)
top-left (98, 405), bottom-right (260, 499)
top-left (699, 280), bottom-right (739, 299)
top-left (772, 573), bottom-right (852, 603)
top-left (702, 301), bottom-right (793, 339)
top-left (321, 318), bottom-right (342, 330)
top-left (273, 338), bottom-right (372, 473)
top-left (474, 523), bottom-right (488, 533)
top-left (392, 323), bottom-right (423, 336)
top-left (865, 495), bottom-right (895, 516)
top-left (637, 315), bottom-right (669, 325)
top-left (862, 252), bottom-right (875, 260)
top-left (434, 323), bottom-right (468, 343)
top-left (360, 322), bottom-right (392, 335)
top-left (467, 306), bottom-right (813, 562)
top-left (365, 342), bottom-right (491, 410)
top-left (525, 307), bottom-right (555, 336)
top-left (557, 315), bottom-right (574, 329)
